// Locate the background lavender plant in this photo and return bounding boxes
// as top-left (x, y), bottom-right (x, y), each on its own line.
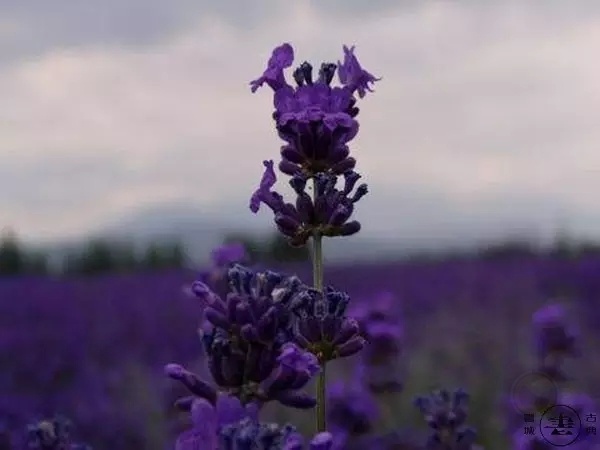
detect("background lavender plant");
top-left (3, 255), bottom-right (600, 448)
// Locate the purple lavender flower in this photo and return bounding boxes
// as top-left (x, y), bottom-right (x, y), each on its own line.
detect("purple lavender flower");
top-left (174, 398), bottom-right (219, 450)
top-left (283, 431), bottom-right (335, 450)
top-left (172, 395), bottom-right (263, 450)
top-left (260, 343), bottom-right (320, 409)
top-left (191, 264), bottom-right (300, 347)
top-left (250, 43), bottom-right (379, 177)
top-left (25, 416), bottom-right (91, 450)
top-left (532, 304), bottom-right (580, 380)
top-left (250, 163), bottom-right (367, 246)
top-left (166, 344), bottom-right (319, 411)
top-left (210, 243), bottom-right (248, 269)
top-left (337, 45), bottom-right (380, 99)
top-left (351, 292), bottom-right (404, 393)
top-left (250, 43), bottom-right (295, 93)
top-left (292, 286), bottom-right (365, 362)
top-left (326, 379), bottom-right (379, 438)
top-left (219, 418), bottom-right (299, 450)
top-left (414, 389), bottom-right (478, 450)
top-left (165, 363), bottom-right (219, 406)
top-left (175, 264), bottom-right (321, 409)
top-left (194, 242), bottom-right (248, 301)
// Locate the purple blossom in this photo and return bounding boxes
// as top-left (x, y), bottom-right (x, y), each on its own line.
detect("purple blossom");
top-left (414, 389), bottom-right (478, 450)
top-left (350, 292), bottom-right (404, 393)
top-left (173, 396), bottom-right (261, 450)
top-left (277, 342), bottom-right (321, 377)
top-left (326, 379), bottom-right (379, 438)
top-left (210, 243), bottom-right (247, 269)
top-left (532, 303), bottom-right (580, 379)
top-left (292, 286), bottom-right (365, 362)
top-left (250, 43), bottom-right (379, 177)
top-left (337, 45), bottom-right (381, 98)
top-left (250, 164), bottom-right (368, 246)
top-left (170, 265), bottom-right (320, 410)
top-left (283, 431), bottom-right (335, 450)
top-left (249, 160), bottom-right (279, 214)
top-left (250, 43), bottom-right (295, 93)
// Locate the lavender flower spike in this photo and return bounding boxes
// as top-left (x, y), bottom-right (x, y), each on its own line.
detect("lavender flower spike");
top-left (250, 43), bottom-right (379, 177)
top-left (292, 286), bottom-right (366, 362)
top-left (250, 164), bottom-right (368, 246)
top-left (532, 303), bottom-right (580, 380)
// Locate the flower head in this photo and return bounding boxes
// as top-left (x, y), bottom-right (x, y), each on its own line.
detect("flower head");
top-left (533, 304), bottom-right (579, 358)
top-left (193, 242), bottom-right (249, 312)
top-left (532, 304), bottom-right (580, 380)
top-left (292, 286), bottom-right (365, 362)
top-left (210, 243), bottom-right (248, 268)
top-left (171, 265), bottom-right (320, 409)
top-left (250, 164), bottom-right (368, 245)
top-left (251, 43), bottom-right (379, 177)
top-left (351, 292), bottom-right (404, 393)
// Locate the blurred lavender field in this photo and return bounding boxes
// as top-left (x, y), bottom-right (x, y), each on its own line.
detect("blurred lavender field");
top-left (2, 254), bottom-right (599, 449)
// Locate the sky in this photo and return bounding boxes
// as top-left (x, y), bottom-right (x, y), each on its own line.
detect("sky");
top-left (1, 1), bottom-right (599, 248)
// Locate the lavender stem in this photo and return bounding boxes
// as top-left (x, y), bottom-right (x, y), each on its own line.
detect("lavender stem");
top-left (312, 178), bottom-right (327, 433)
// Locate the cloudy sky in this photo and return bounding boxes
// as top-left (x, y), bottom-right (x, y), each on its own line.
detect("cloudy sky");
top-left (1, 1), bottom-right (599, 248)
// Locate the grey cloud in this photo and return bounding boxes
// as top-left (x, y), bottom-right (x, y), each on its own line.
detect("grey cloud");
top-left (0, 0), bottom-right (286, 65)
top-left (2, 1), bottom-right (600, 247)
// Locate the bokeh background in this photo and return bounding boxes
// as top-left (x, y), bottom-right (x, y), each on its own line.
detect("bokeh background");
top-left (2, 1), bottom-right (600, 449)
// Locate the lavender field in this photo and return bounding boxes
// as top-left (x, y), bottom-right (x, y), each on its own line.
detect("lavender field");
top-left (3, 3), bottom-right (600, 447)
top-left (2, 253), bottom-right (599, 449)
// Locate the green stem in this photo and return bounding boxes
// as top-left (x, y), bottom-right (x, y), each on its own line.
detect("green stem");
top-left (312, 179), bottom-right (327, 433)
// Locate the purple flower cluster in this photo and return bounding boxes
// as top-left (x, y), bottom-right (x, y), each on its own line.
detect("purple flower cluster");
top-left (249, 43), bottom-right (376, 246)
top-left (508, 304), bottom-right (598, 450)
top-left (414, 389), bottom-right (477, 450)
top-left (532, 303), bottom-right (580, 381)
top-left (165, 256), bottom-right (372, 443)
top-left (250, 164), bottom-right (367, 246)
top-left (249, 43), bottom-right (378, 177)
top-left (352, 291), bottom-right (404, 393)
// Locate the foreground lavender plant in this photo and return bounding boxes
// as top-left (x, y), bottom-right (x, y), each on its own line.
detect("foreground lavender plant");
top-left (250, 42), bottom-right (379, 433)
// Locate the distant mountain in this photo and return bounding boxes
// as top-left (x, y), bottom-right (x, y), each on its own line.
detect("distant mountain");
top-left (36, 202), bottom-right (411, 267)
top-left (36, 201), bottom-right (548, 269)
